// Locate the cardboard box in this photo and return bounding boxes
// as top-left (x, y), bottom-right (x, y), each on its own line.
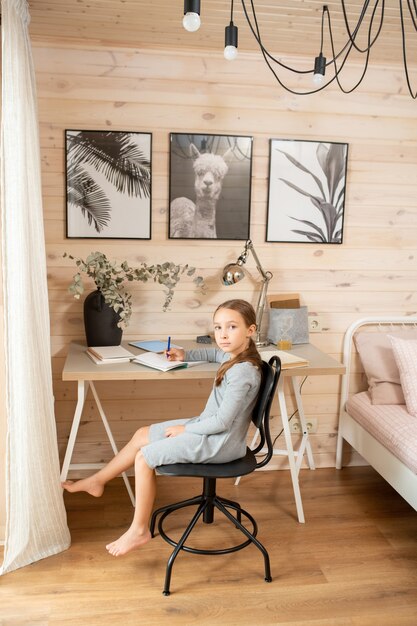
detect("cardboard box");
top-left (267, 293), bottom-right (300, 309)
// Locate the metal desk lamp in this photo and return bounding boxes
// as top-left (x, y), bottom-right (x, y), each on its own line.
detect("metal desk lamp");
top-left (222, 239), bottom-right (273, 346)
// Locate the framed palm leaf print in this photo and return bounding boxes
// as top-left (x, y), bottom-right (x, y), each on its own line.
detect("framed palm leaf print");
top-left (65, 130), bottom-right (152, 239)
top-left (266, 139), bottom-right (348, 244)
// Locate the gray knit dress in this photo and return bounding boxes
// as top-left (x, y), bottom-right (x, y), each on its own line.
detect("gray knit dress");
top-left (141, 348), bottom-right (261, 469)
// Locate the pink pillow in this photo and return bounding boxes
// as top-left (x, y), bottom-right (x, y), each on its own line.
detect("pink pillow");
top-left (354, 329), bottom-right (417, 404)
top-left (389, 336), bottom-right (417, 418)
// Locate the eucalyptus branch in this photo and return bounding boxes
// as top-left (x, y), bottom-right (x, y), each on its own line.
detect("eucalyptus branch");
top-left (64, 252), bottom-right (206, 328)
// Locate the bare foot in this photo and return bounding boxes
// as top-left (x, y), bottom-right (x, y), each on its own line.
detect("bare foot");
top-left (61, 476), bottom-right (104, 497)
top-left (106, 526), bottom-right (151, 557)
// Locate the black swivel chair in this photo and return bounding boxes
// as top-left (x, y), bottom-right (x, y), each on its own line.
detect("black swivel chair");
top-left (150, 356), bottom-right (281, 595)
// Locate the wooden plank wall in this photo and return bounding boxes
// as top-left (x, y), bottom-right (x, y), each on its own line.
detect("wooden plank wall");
top-left (33, 42), bottom-right (417, 474)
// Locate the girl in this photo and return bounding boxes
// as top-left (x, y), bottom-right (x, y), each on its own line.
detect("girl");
top-left (62, 299), bottom-right (262, 557)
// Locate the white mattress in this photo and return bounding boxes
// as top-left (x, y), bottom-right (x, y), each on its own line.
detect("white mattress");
top-left (346, 391), bottom-right (417, 474)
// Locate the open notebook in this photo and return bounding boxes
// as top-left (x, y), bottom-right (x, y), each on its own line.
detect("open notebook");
top-left (132, 352), bottom-right (207, 372)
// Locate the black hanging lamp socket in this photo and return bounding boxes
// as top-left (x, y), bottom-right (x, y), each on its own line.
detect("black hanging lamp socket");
top-left (313, 52), bottom-right (326, 84)
top-left (184, 0), bottom-right (200, 15)
top-left (224, 21), bottom-right (238, 60)
top-left (225, 21), bottom-right (238, 48)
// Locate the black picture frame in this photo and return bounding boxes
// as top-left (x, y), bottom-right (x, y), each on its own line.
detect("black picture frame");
top-left (266, 138), bottom-right (348, 244)
top-left (65, 129), bottom-right (152, 239)
top-left (169, 133), bottom-right (253, 240)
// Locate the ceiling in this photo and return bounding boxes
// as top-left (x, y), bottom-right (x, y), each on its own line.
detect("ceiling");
top-left (26, 0), bottom-right (415, 67)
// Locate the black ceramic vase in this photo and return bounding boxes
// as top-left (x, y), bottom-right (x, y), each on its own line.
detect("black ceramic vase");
top-left (83, 290), bottom-right (123, 347)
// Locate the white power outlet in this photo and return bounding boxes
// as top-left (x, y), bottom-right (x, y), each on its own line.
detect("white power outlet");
top-left (308, 316), bottom-right (322, 332)
top-left (290, 417), bottom-right (318, 434)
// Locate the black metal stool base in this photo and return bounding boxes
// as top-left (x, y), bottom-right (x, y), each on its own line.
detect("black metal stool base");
top-left (150, 478), bottom-right (272, 595)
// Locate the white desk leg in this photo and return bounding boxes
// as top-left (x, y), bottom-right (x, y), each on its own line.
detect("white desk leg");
top-left (335, 429), bottom-right (344, 470)
top-left (90, 382), bottom-right (136, 507)
top-left (277, 378), bottom-right (305, 524)
top-left (61, 380), bottom-right (89, 482)
top-left (291, 377), bottom-right (315, 470)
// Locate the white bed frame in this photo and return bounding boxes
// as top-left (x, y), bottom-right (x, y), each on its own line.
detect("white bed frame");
top-left (335, 316), bottom-right (417, 511)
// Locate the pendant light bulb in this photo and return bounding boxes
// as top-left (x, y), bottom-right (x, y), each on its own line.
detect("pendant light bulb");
top-left (224, 45), bottom-right (238, 60)
top-left (183, 0), bottom-right (201, 32)
top-left (224, 21), bottom-right (238, 61)
top-left (313, 71), bottom-right (325, 85)
top-left (183, 12), bottom-right (201, 32)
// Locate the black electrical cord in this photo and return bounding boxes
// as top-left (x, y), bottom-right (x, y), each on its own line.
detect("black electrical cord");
top-left (255, 376), bottom-right (308, 460)
top-left (242, 0), bottom-right (372, 73)
top-left (239, 0), bottom-right (416, 97)
top-left (340, 0), bottom-right (384, 53)
top-left (241, 1), bottom-right (358, 94)
top-left (400, 0), bottom-right (417, 99)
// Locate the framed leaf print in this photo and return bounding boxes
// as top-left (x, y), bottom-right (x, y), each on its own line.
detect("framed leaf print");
top-left (266, 139), bottom-right (348, 244)
top-left (66, 129), bottom-right (152, 239)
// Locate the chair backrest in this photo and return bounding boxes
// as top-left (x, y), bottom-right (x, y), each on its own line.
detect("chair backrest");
top-left (251, 356), bottom-right (281, 469)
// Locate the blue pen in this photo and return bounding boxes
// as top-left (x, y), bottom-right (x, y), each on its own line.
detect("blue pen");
top-left (166, 336), bottom-right (171, 358)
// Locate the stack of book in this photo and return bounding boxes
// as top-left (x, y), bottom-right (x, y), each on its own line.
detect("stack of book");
top-left (86, 345), bottom-right (135, 365)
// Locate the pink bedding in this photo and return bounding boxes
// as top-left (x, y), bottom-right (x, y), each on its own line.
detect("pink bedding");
top-left (346, 391), bottom-right (417, 474)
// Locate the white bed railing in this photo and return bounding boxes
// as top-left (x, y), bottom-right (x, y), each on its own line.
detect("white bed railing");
top-left (336, 317), bottom-right (417, 512)
top-left (338, 316), bottom-right (417, 417)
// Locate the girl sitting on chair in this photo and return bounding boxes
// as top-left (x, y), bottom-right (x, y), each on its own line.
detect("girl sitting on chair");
top-left (62, 299), bottom-right (262, 556)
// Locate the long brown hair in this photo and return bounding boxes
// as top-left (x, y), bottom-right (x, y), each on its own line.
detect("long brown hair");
top-left (214, 299), bottom-right (262, 386)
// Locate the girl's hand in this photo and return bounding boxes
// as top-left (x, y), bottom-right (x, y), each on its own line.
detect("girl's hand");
top-left (165, 425), bottom-right (186, 438)
top-left (165, 347), bottom-right (185, 361)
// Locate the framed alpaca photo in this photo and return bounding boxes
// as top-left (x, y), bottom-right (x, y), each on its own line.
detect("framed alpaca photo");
top-left (169, 133), bottom-right (253, 240)
top-left (65, 129), bottom-right (152, 239)
top-left (266, 139), bottom-right (348, 244)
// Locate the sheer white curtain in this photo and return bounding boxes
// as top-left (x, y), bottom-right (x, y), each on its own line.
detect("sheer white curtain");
top-left (0, 0), bottom-right (70, 574)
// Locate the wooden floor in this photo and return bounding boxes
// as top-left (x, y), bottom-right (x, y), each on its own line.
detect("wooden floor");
top-left (1, 466), bottom-right (416, 625)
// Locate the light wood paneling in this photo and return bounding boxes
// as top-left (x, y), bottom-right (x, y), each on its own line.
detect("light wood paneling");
top-left (33, 41), bottom-right (417, 475)
top-left (26, 0), bottom-right (417, 70)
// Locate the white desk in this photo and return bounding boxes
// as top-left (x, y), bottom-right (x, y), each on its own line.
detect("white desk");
top-left (61, 341), bottom-right (344, 523)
